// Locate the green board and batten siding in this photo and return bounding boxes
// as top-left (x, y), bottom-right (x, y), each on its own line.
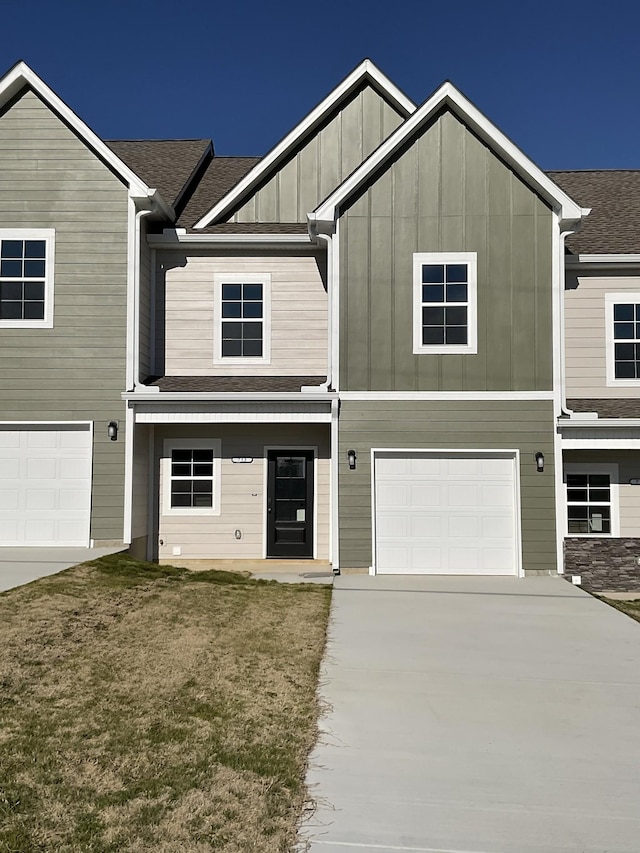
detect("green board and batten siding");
top-left (339, 110), bottom-right (554, 392)
top-left (0, 88), bottom-right (129, 541)
top-left (231, 84), bottom-right (406, 223)
top-left (339, 400), bottom-right (557, 573)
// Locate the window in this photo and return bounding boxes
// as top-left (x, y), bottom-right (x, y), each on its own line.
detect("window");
top-left (413, 252), bottom-right (477, 354)
top-left (214, 273), bottom-right (271, 364)
top-left (163, 439), bottom-right (221, 516)
top-left (0, 229), bottom-right (55, 328)
top-left (605, 293), bottom-right (640, 386)
top-left (565, 464), bottom-right (618, 537)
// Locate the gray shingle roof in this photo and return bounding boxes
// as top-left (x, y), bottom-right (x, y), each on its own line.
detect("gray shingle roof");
top-left (106, 139), bottom-right (212, 210)
top-left (548, 171), bottom-right (640, 255)
top-left (176, 156), bottom-right (260, 228)
top-left (567, 399), bottom-right (640, 418)
top-left (146, 375), bottom-right (327, 392)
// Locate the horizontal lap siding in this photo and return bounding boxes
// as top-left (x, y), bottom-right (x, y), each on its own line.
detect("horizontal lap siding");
top-left (565, 270), bottom-right (640, 398)
top-left (340, 110), bottom-right (553, 392)
top-left (0, 89), bottom-right (129, 541)
top-left (156, 424), bottom-right (330, 560)
top-left (158, 252), bottom-right (327, 376)
top-left (232, 84), bottom-right (405, 223)
top-left (339, 400), bottom-right (556, 572)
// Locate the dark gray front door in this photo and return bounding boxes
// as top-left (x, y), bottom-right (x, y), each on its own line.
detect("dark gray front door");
top-left (267, 450), bottom-right (314, 558)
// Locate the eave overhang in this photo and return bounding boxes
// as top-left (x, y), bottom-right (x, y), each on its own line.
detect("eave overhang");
top-left (148, 230), bottom-right (315, 250)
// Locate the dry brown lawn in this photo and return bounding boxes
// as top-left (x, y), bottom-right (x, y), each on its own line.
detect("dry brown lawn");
top-left (0, 554), bottom-right (331, 852)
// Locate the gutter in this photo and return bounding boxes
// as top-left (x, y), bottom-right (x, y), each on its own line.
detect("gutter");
top-left (122, 391), bottom-right (338, 402)
top-left (148, 230), bottom-right (313, 248)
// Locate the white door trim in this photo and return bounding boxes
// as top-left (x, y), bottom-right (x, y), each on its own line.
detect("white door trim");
top-left (262, 445), bottom-right (318, 559)
top-left (370, 448), bottom-right (523, 577)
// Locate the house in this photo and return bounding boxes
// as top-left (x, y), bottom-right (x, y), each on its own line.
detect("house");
top-left (1, 60), bottom-right (639, 591)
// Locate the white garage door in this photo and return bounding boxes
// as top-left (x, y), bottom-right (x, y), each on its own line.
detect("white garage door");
top-left (374, 451), bottom-right (518, 575)
top-left (0, 425), bottom-right (92, 546)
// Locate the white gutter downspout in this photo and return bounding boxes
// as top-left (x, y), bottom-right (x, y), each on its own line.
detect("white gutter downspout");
top-left (124, 201), bottom-right (156, 546)
top-left (330, 397), bottom-right (340, 574)
top-left (310, 230), bottom-right (334, 391)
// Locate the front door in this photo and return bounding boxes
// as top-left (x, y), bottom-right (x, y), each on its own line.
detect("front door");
top-left (267, 450), bottom-right (314, 558)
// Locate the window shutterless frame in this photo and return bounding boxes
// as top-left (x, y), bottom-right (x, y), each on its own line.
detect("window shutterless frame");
top-left (564, 463), bottom-right (619, 537)
top-left (412, 252), bottom-right (477, 355)
top-left (213, 273), bottom-right (271, 365)
top-left (0, 229), bottom-right (55, 328)
top-left (162, 439), bottom-right (221, 516)
top-left (605, 293), bottom-right (640, 386)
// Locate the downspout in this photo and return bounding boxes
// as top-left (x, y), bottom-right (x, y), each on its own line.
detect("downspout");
top-left (312, 231), bottom-right (334, 391)
top-left (123, 202), bottom-right (155, 546)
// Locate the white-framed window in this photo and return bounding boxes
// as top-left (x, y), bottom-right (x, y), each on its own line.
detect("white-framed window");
top-left (0, 229), bottom-right (55, 328)
top-left (213, 273), bottom-right (271, 364)
top-left (413, 252), bottom-right (477, 355)
top-left (565, 463), bottom-right (619, 537)
top-left (162, 439), bottom-right (221, 516)
top-left (605, 293), bottom-right (640, 386)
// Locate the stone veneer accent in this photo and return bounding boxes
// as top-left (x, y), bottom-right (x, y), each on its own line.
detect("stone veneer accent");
top-left (564, 538), bottom-right (640, 591)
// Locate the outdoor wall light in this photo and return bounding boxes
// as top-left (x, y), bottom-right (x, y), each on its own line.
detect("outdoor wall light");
top-left (347, 449), bottom-right (357, 470)
top-left (535, 451), bottom-right (544, 473)
top-left (108, 421), bottom-right (119, 441)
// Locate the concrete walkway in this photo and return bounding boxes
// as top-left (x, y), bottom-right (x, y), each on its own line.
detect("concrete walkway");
top-left (303, 575), bottom-right (640, 853)
top-left (0, 546), bottom-right (125, 592)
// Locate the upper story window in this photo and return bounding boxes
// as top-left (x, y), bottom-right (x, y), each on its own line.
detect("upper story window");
top-left (412, 252), bottom-right (477, 355)
top-left (214, 273), bottom-right (271, 364)
top-left (0, 229), bottom-right (55, 329)
top-left (605, 294), bottom-right (640, 385)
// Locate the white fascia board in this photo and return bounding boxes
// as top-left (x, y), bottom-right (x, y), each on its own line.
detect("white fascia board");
top-left (313, 82), bottom-right (585, 231)
top-left (147, 232), bottom-right (313, 248)
top-left (194, 59), bottom-right (416, 229)
top-left (561, 438), bottom-right (640, 449)
top-left (0, 61), bottom-right (171, 212)
top-left (135, 411), bottom-right (331, 424)
top-left (123, 391), bottom-right (338, 402)
top-left (565, 254), bottom-right (640, 268)
top-left (558, 418), bottom-right (640, 429)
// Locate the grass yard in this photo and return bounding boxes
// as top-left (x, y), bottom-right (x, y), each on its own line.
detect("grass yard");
top-left (0, 554), bottom-right (332, 852)
top-left (599, 596), bottom-right (640, 624)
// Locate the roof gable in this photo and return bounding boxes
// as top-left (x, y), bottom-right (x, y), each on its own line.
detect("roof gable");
top-left (0, 61), bottom-right (171, 214)
top-left (194, 59), bottom-right (416, 229)
top-left (311, 81), bottom-right (587, 231)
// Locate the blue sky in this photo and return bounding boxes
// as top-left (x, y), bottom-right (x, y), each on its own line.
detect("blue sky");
top-left (2, 0), bottom-right (639, 169)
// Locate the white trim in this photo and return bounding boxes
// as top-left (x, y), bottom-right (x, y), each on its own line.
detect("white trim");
top-left (605, 292), bottom-right (640, 387)
top-left (135, 411), bottom-right (331, 424)
top-left (330, 398), bottom-right (339, 572)
top-left (133, 209), bottom-right (155, 387)
top-left (146, 424), bottom-right (155, 561)
top-left (126, 198), bottom-right (136, 390)
top-left (0, 62), bottom-right (159, 203)
top-left (124, 391), bottom-right (337, 402)
top-left (213, 273), bottom-right (271, 365)
top-left (554, 215), bottom-right (571, 573)
top-left (339, 391), bottom-right (554, 401)
top-left (161, 438), bottom-right (222, 517)
top-left (369, 448), bottom-right (523, 578)
top-left (148, 232), bottom-right (313, 248)
top-left (195, 60), bottom-right (416, 229)
top-left (558, 418), bottom-right (640, 429)
top-left (564, 462), bottom-right (619, 537)
top-left (566, 254), bottom-right (640, 268)
top-left (561, 438), bottom-right (640, 450)
top-left (123, 404), bottom-right (134, 544)
top-left (0, 420), bottom-right (92, 427)
top-left (312, 81), bottom-right (585, 230)
top-left (412, 252), bottom-right (477, 355)
top-left (0, 228), bottom-right (55, 329)
top-left (262, 445), bottom-right (318, 560)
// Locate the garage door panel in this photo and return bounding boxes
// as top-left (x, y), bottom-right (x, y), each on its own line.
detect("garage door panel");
top-left (0, 426), bottom-right (91, 546)
top-left (375, 452), bottom-right (518, 576)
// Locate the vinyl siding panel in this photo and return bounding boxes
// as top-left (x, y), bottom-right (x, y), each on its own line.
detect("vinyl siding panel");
top-left (339, 110), bottom-right (554, 392)
top-left (565, 271), bottom-right (640, 398)
top-left (0, 88), bottom-right (129, 541)
top-left (156, 424), bottom-right (330, 560)
top-left (231, 84), bottom-right (405, 223)
top-left (339, 400), bottom-right (556, 573)
top-left (157, 251), bottom-right (327, 376)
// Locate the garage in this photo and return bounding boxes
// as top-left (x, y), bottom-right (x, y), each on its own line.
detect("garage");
top-left (373, 450), bottom-right (520, 575)
top-left (0, 424), bottom-right (92, 546)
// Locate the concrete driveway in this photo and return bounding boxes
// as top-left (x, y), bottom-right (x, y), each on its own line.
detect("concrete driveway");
top-left (0, 546), bottom-right (125, 592)
top-left (303, 575), bottom-right (640, 853)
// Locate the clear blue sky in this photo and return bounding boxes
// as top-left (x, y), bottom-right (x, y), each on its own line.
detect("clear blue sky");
top-left (2, 0), bottom-right (639, 169)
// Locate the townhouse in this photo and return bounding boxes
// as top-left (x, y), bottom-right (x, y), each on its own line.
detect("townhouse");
top-left (1, 59), bottom-right (638, 590)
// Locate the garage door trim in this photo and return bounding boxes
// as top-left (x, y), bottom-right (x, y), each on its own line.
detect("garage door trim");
top-left (370, 448), bottom-right (523, 577)
top-left (0, 421), bottom-right (93, 547)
